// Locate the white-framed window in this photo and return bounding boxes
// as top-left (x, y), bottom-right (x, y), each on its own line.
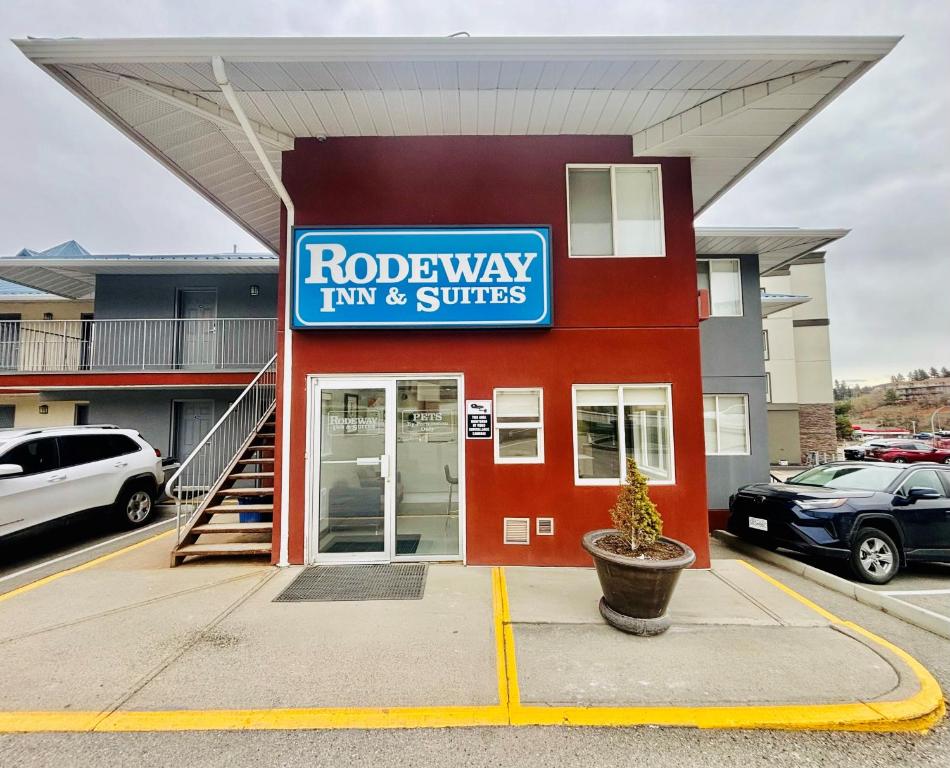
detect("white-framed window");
top-left (566, 164), bottom-right (665, 258)
top-left (494, 388), bottom-right (544, 464)
top-left (762, 329), bottom-right (770, 360)
top-left (572, 384), bottom-right (674, 485)
top-left (696, 258), bottom-right (743, 317)
top-left (703, 394), bottom-right (751, 455)
top-left (765, 373), bottom-right (772, 403)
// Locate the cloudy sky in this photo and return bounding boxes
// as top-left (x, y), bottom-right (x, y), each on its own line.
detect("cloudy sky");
top-left (0, 0), bottom-right (947, 385)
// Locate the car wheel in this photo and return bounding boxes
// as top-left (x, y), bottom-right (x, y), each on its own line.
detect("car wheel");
top-left (943, 457), bottom-right (950, 465)
top-left (849, 527), bottom-right (899, 585)
top-left (115, 486), bottom-right (155, 528)
top-left (893, 458), bottom-right (906, 463)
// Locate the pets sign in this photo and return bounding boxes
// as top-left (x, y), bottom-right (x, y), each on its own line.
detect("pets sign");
top-left (292, 227), bottom-right (551, 328)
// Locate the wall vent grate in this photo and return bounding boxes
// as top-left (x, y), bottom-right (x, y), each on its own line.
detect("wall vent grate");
top-left (503, 517), bottom-right (530, 545)
top-left (536, 517), bottom-right (555, 536)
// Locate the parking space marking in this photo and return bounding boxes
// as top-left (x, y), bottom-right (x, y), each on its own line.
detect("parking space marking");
top-left (0, 557), bottom-right (943, 732)
top-left (0, 518), bottom-right (175, 585)
top-left (0, 528), bottom-right (174, 604)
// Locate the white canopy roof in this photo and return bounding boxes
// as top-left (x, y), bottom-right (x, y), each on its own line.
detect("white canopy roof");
top-left (15, 35), bottom-right (896, 252)
top-left (694, 227), bottom-right (848, 275)
top-left (760, 292), bottom-right (812, 317)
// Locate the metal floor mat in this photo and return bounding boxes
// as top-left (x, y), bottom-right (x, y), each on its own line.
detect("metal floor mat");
top-left (273, 563), bottom-right (428, 602)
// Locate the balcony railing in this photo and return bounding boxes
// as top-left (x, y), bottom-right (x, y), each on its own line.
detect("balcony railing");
top-left (0, 318), bottom-right (277, 374)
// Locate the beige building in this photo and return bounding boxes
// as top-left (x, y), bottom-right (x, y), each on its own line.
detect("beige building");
top-left (761, 253), bottom-right (837, 465)
top-left (0, 280), bottom-right (93, 428)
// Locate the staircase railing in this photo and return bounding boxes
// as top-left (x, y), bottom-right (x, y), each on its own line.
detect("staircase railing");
top-left (167, 354), bottom-right (277, 546)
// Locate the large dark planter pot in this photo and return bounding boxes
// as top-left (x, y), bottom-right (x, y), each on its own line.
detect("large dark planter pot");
top-left (581, 529), bottom-right (696, 636)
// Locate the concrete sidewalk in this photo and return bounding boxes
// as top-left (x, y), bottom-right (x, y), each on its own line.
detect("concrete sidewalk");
top-left (0, 532), bottom-right (942, 732)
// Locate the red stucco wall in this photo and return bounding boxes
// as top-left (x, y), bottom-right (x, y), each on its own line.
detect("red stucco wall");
top-left (273, 136), bottom-right (710, 568)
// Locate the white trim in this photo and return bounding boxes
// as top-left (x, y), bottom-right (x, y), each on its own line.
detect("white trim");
top-left (566, 164), bottom-right (666, 260)
top-left (305, 373), bottom-right (466, 566)
top-left (15, 36), bottom-right (901, 66)
top-left (571, 383), bottom-right (675, 486)
top-left (703, 393), bottom-right (751, 456)
top-left (493, 387), bottom-right (544, 465)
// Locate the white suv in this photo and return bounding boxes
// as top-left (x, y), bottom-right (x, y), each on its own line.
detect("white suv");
top-left (0, 425), bottom-right (164, 537)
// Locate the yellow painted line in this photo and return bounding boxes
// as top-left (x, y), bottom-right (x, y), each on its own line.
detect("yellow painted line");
top-left (494, 567), bottom-right (521, 708)
top-left (490, 568), bottom-right (510, 711)
top-left (0, 529), bottom-right (173, 605)
top-left (0, 557), bottom-right (942, 732)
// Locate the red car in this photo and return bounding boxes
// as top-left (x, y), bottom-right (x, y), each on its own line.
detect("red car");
top-left (865, 441), bottom-right (950, 464)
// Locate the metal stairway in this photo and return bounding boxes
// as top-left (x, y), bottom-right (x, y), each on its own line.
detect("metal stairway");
top-left (167, 355), bottom-right (277, 567)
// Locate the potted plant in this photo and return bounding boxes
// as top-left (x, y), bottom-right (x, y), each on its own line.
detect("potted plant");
top-left (581, 458), bottom-right (695, 636)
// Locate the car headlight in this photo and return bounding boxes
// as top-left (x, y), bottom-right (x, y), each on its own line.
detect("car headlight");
top-left (798, 498), bottom-right (847, 510)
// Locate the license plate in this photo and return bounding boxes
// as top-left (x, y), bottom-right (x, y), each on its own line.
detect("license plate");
top-left (748, 516), bottom-right (768, 532)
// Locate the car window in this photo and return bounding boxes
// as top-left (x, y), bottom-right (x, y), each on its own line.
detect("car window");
top-left (790, 464), bottom-right (905, 491)
top-left (58, 434), bottom-right (141, 468)
top-left (0, 438), bottom-right (60, 476)
top-left (899, 470), bottom-right (948, 498)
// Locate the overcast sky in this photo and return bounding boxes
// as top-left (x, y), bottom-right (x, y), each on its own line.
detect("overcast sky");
top-left (0, 0), bottom-right (947, 385)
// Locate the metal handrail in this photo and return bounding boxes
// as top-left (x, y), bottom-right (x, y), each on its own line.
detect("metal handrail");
top-left (168, 353), bottom-right (277, 545)
top-left (0, 317), bottom-right (276, 374)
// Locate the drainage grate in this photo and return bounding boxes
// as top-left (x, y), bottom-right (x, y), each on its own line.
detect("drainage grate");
top-left (273, 563), bottom-right (428, 602)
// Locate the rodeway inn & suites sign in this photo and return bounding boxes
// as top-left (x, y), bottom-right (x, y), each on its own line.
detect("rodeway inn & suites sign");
top-left (292, 227), bottom-right (552, 328)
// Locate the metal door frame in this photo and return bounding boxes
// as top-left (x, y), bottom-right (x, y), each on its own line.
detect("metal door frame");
top-left (305, 373), bottom-right (466, 566)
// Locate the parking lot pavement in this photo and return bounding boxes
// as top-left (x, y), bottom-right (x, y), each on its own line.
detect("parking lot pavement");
top-left (0, 531), bottom-right (941, 734)
top-left (0, 505), bottom-right (176, 595)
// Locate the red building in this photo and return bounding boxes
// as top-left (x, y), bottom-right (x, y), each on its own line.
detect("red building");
top-left (15, 35), bottom-right (897, 569)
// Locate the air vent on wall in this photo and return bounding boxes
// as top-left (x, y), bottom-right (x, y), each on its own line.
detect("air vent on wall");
top-left (503, 517), bottom-right (530, 545)
top-left (536, 517), bottom-right (554, 536)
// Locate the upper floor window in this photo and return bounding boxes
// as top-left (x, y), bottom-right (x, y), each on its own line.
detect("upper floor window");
top-left (762, 329), bottom-right (770, 360)
top-left (696, 258), bottom-right (743, 317)
top-left (567, 165), bottom-right (664, 258)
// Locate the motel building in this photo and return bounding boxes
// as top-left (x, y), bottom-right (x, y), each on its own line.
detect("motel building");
top-left (9, 34), bottom-right (895, 570)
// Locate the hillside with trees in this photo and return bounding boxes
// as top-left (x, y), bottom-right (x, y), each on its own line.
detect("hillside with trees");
top-left (834, 365), bottom-right (950, 436)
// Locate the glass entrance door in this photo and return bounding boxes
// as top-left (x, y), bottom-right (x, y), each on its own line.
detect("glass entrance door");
top-left (312, 375), bottom-right (462, 563)
top-left (315, 380), bottom-right (395, 562)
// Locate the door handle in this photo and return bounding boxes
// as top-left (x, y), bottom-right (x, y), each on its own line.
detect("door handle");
top-left (114, 461), bottom-right (129, 468)
top-left (47, 473), bottom-right (66, 483)
top-left (379, 454), bottom-right (390, 480)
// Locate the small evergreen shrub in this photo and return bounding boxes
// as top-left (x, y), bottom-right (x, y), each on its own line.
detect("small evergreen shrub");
top-left (609, 458), bottom-right (663, 549)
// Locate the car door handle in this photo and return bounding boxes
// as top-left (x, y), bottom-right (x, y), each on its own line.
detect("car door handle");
top-left (114, 461), bottom-right (129, 468)
top-left (47, 473), bottom-right (66, 483)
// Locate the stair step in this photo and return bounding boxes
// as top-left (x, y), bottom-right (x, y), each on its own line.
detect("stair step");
top-left (256, 432), bottom-right (276, 438)
top-left (192, 522), bottom-right (273, 534)
top-left (205, 504), bottom-right (273, 513)
top-left (229, 472), bottom-right (274, 480)
top-left (174, 542), bottom-right (272, 557)
top-left (235, 457), bottom-right (275, 464)
top-left (244, 446), bottom-right (275, 453)
top-left (217, 487), bottom-right (274, 496)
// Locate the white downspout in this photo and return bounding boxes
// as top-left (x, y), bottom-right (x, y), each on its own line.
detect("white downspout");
top-left (213, 55), bottom-right (293, 567)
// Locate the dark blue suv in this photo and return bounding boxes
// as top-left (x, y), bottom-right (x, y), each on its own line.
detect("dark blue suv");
top-left (727, 462), bottom-right (950, 584)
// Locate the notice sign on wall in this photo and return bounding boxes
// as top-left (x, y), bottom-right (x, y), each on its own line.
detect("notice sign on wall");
top-left (465, 400), bottom-right (493, 440)
top-left (292, 227), bottom-right (551, 328)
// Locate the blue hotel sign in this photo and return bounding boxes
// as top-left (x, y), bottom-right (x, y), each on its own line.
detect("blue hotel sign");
top-left (292, 227), bottom-right (551, 328)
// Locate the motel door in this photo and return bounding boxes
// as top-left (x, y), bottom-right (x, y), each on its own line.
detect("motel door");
top-left (312, 376), bottom-right (462, 564)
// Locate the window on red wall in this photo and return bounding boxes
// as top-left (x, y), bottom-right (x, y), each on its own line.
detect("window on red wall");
top-left (567, 165), bottom-right (665, 258)
top-left (573, 384), bottom-right (674, 485)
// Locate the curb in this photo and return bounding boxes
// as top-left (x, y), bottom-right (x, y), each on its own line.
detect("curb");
top-left (712, 530), bottom-right (950, 642)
